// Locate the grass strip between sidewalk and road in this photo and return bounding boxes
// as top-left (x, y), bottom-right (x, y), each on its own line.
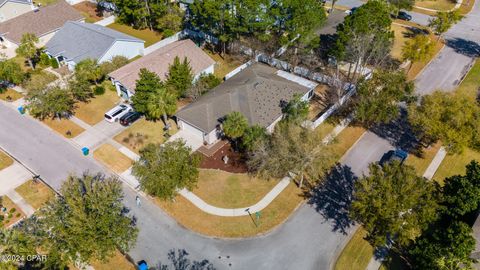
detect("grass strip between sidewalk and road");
top-left (0, 150), bottom-right (13, 171)
top-left (15, 180), bottom-right (55, 210)
top-left (94, 144), bottom-right (133, 174)
top-left (334, 227), bottom-right (374, 270)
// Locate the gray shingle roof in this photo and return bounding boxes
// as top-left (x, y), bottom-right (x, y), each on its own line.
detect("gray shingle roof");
top-left (176, 63), bottom-right (312, 133)
top-left (46, 21), bottom-right (144, 63)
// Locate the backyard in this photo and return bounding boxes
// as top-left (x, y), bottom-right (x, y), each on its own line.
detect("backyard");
top-left (73, 1), bottom-right (104, 23)
top-left (93, 144), bottom-right (133, 173)
top-left (114, 118), bottom-right (178, 154)
top-left (0, 196), bottom-right (25, 228)
top-left (15, 180), bottom-right (55, 210)
top-left (107, 23), bottom-right (163, 47)
top-left (75, 89), bottom-right (120, 125)
top-left (203, 50), bottom-right (244, 79)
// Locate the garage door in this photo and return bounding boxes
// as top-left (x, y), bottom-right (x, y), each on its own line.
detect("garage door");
top-left (181, 121), bottom-right (204, 141)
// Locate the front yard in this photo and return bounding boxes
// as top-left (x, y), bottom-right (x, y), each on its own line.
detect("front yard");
top-left (335, 227), bottom-right (373, 270)
top-left (93, 144), bottom-right (133, 173)
top-left (114, 118), bottom-right (178, 154)
top-left (0, 89), bottom-right (23, 101)
top-left (433, 148), bottom-right (480, 185)
top-left (75, 89), bottom-right (120, 125)
top-left (15, 180), bottom-right (55, 210)
top-left (0, 196), bottom-right (25, 228)
top-left (90, 250), bottom-right (135, 270)
top-left (404, 142), bottom-right (442, 175)
top-left (193, 169), bottom-right (278, 208)
top-left (0, 150), bottom-right (13, 171)
top-left (42, 118), bottom-right (85, 138)
top-left (414, 0), bottom-right (456, 11)
top-left (107, 23), bottom-right (163, 47)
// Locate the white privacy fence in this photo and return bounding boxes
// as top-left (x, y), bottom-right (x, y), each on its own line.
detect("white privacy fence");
top-left (144, 31), bottom-right (184, 55)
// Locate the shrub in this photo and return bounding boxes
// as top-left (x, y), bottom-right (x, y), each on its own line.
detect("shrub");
top-left (39, 53), bottom-right (51, 66)
top-left (50, 58), bottom-right (59, 68)
top-left (163, 29), bottom-right (176, 38)
top-left (15, 213), bottom-right (21, 218)
top-left (9, 208), bottom-right (16, 213)
top-left (94, 86), bottom-right (105, 95)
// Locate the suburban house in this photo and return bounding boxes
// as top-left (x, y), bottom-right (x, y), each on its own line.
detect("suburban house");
top-left (0, 0), bottom-right (34, 22)
top-left (0, 1), bottom-right (83, 57)
top-left (45, 21), bottom-right (145, 71)
top-left (175, 63), bottom-right (317, 146)
top-left (108, 39), bottom-right (215, 99)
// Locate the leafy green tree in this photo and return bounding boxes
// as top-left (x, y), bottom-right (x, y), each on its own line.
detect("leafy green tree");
top-left (0, 228), bottom-right (37, 269)
top-left (248, 122), bottom-right (333, 188)
top-left (26, 86), bottom-right (76, 119)
top-left (410, 221), bottom-right (476, 270)
top-left (333, 0), bottom-right (393, 82)
top-left (0, 59), bottom-right (25, 89)
top-left (108, 0), bottom-right (173, 31)
top-left (241, 125), bottom-right (268, 152)
top-left (282, 94), bottom-right (309, 123)
top-left (408, 92), bottom-right (480, 153)
top-left (388, 0), bottom-right (414, 14)
top-left (222, 111), bottom-right (249, 143)
top-left (351, 162), bottom-right (439, 249)
top-left (75, 58), bottom-right (103, 85)
top-left (132, 68), bottom-right (177, 126)
top-left (442, 160), bottom-right (480, 219)
top-left (186, 73), bottom-right (221, 101)
top-left (402, 34), bottom-right (435, 72)
top-left (355, 70), bottom-right (414, 126)
top-left (99, 56), bottom-right (130, 75)
top-left (38, 173), bottom-right (137, 266)
top-left (428, 10), bottom-right (462, 41)
top-left (166, 56), bottom-right (193, 97)
top-left (132, 140), bottom-right (201, 200)
top-left (68, 77), bottom-right (94, 102)
top-left (156, 5), bottom-right (183, 36)
top-left (15, 33), bottom-right (39, 69)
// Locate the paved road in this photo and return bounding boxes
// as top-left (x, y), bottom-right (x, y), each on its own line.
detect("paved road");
top-left (415, 0), bottom-right (480, 94)
top-left (327, 0), bottom-right (432, 26)
top-left (0, 102), bottom-right (354, 269)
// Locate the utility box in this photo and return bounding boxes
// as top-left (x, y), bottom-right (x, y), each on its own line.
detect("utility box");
top-left (81, 147), bottom-right (89, 156)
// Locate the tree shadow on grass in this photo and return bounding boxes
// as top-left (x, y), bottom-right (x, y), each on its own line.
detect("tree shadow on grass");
top-left (307, 163), bottom-right (357, 234)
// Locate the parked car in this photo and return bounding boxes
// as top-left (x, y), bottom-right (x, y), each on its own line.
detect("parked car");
top-left (119, 111), bottom-right (141, 126)
top-left (104, 104), bottom-right (132, 123)
top-left (380, 149), bottom-right (409, 166)
top-left (345, 7), bottom-right (358, 15)
top-left (396, 11), bottom-right (412, 21)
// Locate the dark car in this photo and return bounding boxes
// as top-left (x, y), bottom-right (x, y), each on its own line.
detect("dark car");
top-left (396, 11), bottom-right (412, 21)
top-left (119, 111), bottom-right (141, 126)
top-left (380, 149), bottom-right (408, 166)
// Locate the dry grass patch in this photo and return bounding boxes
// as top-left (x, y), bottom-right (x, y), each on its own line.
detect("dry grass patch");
top-left (0, 88), bottom-right (23, 101)
top-left (15, 180), bottom-right (55, 210)
top-left (329, 126), bottom-right (367, 160)
top-left (458, 0), bottom-right (475, 14)
top-left (94, 144), bottom-right (133, 173)
top-left (335, 227), bottom-right (374, 270)
top-left (415, 0), bottom-right (456, 11)
top-left (73, 1), bottom-right (103, 23)
top-left (107, 23), bottom-right (163, 47)
top-left (0, 196), bottom-right (25, 228)
top-left (42, 118), bottom-right (85, 138)
top-left (75, 90), bottom-right (120, 125)
top-left (204, 50), bottom-right (244, 79)
top-left (391, 24), bottom-right (411, 60)
top-left (0, 150), bottom-right (13, 171)
top-left (156, 183), bottom-right (303, 238)
top-left (193, 169), bottom-right (278, 208)
top-left (456, 59), bottom-right (480, 101)
top-left (315, 121), bottom-right (336, 140)
top-left (90, 250), bottom-right (135, 270)
top-left (405, 142), bottom-right (442, 175)
top-left (433, 148), bottom-right (480, 185)
top-left (114, 118), bottom-right (178, 154)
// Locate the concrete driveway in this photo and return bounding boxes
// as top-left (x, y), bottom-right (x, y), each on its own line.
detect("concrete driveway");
top-left (0, 102), bottom-right (354, 269)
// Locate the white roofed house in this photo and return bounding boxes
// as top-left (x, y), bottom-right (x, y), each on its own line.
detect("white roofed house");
top-left (45, 21), bottom-right (145, 71)
top-left (108, 39), bottom-right (215, 100)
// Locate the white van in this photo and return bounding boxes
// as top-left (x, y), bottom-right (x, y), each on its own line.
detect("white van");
top-left (104, 104), bottom-right (132, 123)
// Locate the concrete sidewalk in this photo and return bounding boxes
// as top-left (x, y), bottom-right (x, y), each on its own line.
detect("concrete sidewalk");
top-left (423, 146), bottom-right (447, 180)
top-left (0, 162), bottom-right (32, 195)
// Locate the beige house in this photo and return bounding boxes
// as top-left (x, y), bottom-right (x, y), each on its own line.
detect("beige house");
top-left (0, 0), bottom-right (34, 22)
top-left (0, 1), bottom-right (83, 58)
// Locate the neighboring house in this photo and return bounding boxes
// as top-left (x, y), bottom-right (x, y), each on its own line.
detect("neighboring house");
top-left (176, 63), bottom-right (317, 146)
top-left (472, 213), bottom-right (480, 267)
top-left (0, 1), bottom-right (83, 51)
top-left (45, 21), bottom-right (145, 71)
top-left (108, 39), bottom-right (215, 99)
top-left (0, 0), bottom-right (33, 22)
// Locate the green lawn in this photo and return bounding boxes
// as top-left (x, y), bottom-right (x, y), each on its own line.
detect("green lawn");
top-left (456, 59), bottom-right (480, 101)
top-left (433, 148), bottom-right (480, 185)
top-left (75, 89), bottom-right (120, 125)
top-left (33, 0), bottom-right (58, 6)
top-left (107, 23), bottom-right (163, 47)
top-left (335, 227), bottom-right (374, 270)
top-left (405, 142), bottom-right (442, 176)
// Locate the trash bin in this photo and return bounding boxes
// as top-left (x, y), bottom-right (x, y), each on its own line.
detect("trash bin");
top-left (17, 106), bottom-right (25, 114)
top-left (138, 261), bottom-right (148, 270)
top-left (81, 147), bottom-right (89, 156)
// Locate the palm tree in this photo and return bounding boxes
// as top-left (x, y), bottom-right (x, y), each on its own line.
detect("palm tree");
top-left (222, 111), bottom-right (248, 148)
top-left (148, 88), bottom-right (177, 130)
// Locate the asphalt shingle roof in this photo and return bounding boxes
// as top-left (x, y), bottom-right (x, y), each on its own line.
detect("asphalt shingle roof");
top-left (0, 1), bottom-right (83, 44)
top-left (108, 39), bottom-right (215, 92)
top-left (176, 63), bottom-right (313, 133)
top-left (46, 21), bottom-right (143, 63)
